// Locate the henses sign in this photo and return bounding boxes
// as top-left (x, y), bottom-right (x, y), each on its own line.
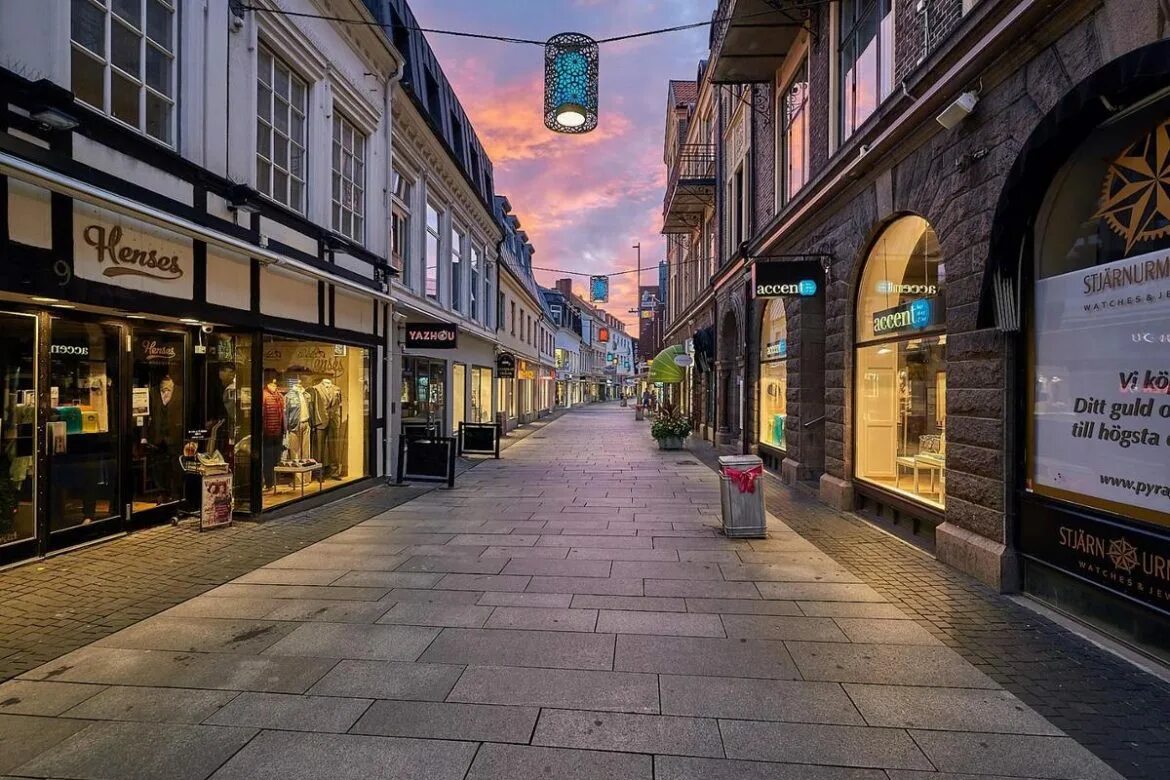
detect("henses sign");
top-left (82, 224), bottom-right (183, 281)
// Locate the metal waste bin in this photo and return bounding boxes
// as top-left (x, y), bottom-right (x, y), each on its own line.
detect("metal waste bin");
top-left (718, 455), bottom-right (766, 538)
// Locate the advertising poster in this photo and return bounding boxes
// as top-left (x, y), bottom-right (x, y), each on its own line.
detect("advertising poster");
top-left (1032, 247), bottom-right (1170, 526)
top-left (132, 387), bottom-right (150, 417)
top-left (201, 472), bottom-right (234, 530)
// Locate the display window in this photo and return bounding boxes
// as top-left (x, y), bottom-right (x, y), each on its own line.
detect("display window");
top-left (261, 336), bottom-right (370, 509)
top-left (470, 366), bottom-right (493, 423)
top-left (452, 363), bottom-right (466, 434)
top-left (1029, 99), bottom-right (1170, 528)
top-left (0, 313), bottom-right (37, 546)
top-left (205, 334), bottom-right (253, 512)
top-left (50, 319), bottom-right (120, 532)
top-left (131, 329), bottom-right (186, 518)
top-left (854, 215), bottom-right (946, 509)
top-left (759, 299), bottom-right (789, 451)
top-left (498, 377), bottom-right (516, 419)
top-left (401, 356), bottom-right (446, 432)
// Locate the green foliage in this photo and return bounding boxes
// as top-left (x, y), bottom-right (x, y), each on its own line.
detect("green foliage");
top-left (650, 401), bottom-right (692, 440)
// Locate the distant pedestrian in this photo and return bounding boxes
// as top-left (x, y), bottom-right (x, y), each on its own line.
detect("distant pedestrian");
top-left (642, 390), bottom-right (651, 409)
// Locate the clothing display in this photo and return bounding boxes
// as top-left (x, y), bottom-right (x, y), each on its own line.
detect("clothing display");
top-left (308, 379), bottom-right (342, 479)
top-left (284, 382), bottom-right (312, 461)
top-left (146, 380), bottom-right (183, 503)
top-left (261, 383), bottom-right (286, 489)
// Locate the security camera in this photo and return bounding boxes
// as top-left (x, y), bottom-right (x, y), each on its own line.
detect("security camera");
top-left (201, 324), bottom-right (215, 334)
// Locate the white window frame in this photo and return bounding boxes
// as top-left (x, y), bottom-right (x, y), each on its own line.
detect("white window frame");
top-left (425, 200), bottom-right (442, 302)
top-left (331, 112), bottom-right (366, 243)
top-left (451, 224), bottom-right (465, 313)
top-left (391, 167), bottom-right (413, 284)
top-left (470, 243), bottom-right (482, 322)
top-left (70, 0), bottom-right (177, 145)
top-left (257, 44), bottom-right (308, 213)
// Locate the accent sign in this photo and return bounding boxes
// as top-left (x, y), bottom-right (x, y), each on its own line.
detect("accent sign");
top-left (752, 260), bottom-right (823, 299)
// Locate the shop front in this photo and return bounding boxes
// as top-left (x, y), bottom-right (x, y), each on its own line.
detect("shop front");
top-left (758, 299), bottom-right (788, 469)
top-left (1, 167), bottom-right (390, 566)
top-left (398, 320), bottom-right (496, 441)
top-left (853, 216), bottom-right (946, 522)
top-left (982, 41), bottom-right (1170, 655)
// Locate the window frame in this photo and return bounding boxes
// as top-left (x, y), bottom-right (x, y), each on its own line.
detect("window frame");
top-left (424, 200), bottom-right (442, 302)
top-left (331, 111), bottom-right (367, 244)
top-left (390, 167), bottom-right (414, 283)
top-left (470, 244), bottom-right (482, 322)
top-left (837, 0), bottom-right (895, 144)
top-left (450, 224), bottom-right (465, 313)
top-left (257, 44), bottom-right (309, 213)
top-left (776, 52), bottom-right (811, 209)
top-left (70, 0), bottom-right (177, 145)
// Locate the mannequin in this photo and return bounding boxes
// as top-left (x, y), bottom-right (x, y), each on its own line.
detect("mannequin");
top-left (308, 376), bottom-right (341, 478)
top-left (261, 369), bottom-right (286, 489)
top-left (285, 376), bottom-right (312, 461)
top-left (146, 375), bottom-right (182, 504)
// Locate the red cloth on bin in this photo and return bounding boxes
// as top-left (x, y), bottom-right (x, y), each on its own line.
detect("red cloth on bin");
top-left (724, 465), bottom-right (763, 494)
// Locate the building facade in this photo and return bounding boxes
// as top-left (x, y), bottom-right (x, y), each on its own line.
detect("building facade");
top-left (0, 0), bottom-right (402, 564)
top-left (667, 0), bottom-right (1170, 657)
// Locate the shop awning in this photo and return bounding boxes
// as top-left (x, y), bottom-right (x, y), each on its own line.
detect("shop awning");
top-left (648, 344), bottom-right (687, 384)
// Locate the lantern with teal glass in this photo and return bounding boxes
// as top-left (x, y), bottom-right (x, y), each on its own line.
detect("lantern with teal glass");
top-left (544, 33), bottom-right (598, 134)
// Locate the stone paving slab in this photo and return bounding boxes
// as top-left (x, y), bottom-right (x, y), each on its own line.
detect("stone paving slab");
top-left (465, 743), bottom-right (652, 780)
top-left (655, 756), bottom-right (888, 780)
top-left (203, 691), bottom-right (370, 733)
top-left (352, 700), bottom-right (539, 743)
top-left (419, 627), bottom-right (614, 670)
top-left (208, 730), bottom-right (478, 780)
top-left (719, 719), bottom-right (934, 770)
top-left (0, 680), bottom-right (104, 717)
top-left (531, 708), bottom-right (723, 757)
top-left (448, 665), bottom-right (660, 713)
top-left (62, 685), bottom-right (238, 724)
top-left (660, 674), bottom-right (864, 724)
top-left (306, 659), bottom-right (462, 700)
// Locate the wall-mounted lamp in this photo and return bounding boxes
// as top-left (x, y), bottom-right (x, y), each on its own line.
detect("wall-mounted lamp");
top-left (30, 106), bottom-right (79, 131)
top-left (227, 185), bottom-right (261, 215)
top-left (936, 91), bottom-right (979, 130)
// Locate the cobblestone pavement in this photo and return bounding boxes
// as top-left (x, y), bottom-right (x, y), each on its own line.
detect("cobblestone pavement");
top-left (0, 405), bottom-right (1128, 778)
top-left (0, 408), bottom-right (565, 684)
top-left (688, 443), bottom-right (1170, 780)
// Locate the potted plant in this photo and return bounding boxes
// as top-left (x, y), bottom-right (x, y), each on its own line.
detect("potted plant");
top-left (650, 401), bottom-right (692, 450)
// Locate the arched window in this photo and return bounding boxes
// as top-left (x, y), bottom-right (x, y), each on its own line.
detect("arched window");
top-left (759, 299), bottom-right (788, 451)
top-left (1030, 98), bottom-right (1170, 528)
top-left (854, 215), bottom-right (947, 509)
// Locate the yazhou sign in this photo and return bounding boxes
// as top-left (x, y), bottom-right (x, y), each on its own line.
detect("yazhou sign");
top-left (404, 322), bottom-right (458, 350)
top-left (752, 260), bottom-right (824, 299)
top-left (73, 202), bottom-right (193, 300)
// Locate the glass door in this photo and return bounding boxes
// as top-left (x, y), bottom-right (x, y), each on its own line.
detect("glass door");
top-left (129, 329), bottom-right (188, 523)
top-left (0, 313), bottom-right (38, 562)
top-left (452, 363), bottom-right (466, 435)
top-left (47, 318), bottom-right (122, 543)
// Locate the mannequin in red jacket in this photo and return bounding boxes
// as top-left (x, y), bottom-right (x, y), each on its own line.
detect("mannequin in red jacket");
top-left (261, 369), bottom-right (286, 489)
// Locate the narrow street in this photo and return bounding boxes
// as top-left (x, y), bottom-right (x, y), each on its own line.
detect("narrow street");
top-left (0, 405), bottom-right (1138, 779)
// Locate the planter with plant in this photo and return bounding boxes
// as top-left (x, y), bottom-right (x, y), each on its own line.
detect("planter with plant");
top-left (650, 402), bottom-right (692, 450)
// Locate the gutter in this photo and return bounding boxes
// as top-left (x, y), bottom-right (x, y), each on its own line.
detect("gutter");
top-left (0, 151), bottom-right (395, 305)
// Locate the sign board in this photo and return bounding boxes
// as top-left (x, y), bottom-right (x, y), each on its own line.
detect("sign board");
top-left (590, 275), bottom-right (609, 302)
top-left (404, 322), bottom-right (458, 349)
top-left (397, 436), bottom-right (456, 487)
top-left (597, 327), bottom-right (609, 343)
top-left (872, 297), bottom-right (938, 337)
top-left (459, 422), bottom-right (501, 458)
top-left (1031, 247), bottom-right (1170, 527)
top-left (496, 352), bottom-right (516, 379)
top-left (674, 354), bottom-right (695, 367)
top-left (73, 202), bottom-right (193, 299)
top-left (752, 260), bottom-right (823, 298)
top-left (517, 360), bottom-right (536, 381)
top-left (200, 471), bottom-right (233, 530)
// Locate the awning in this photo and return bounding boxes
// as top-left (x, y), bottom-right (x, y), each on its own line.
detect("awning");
top-left (649, 344), bottom-right (686, 384)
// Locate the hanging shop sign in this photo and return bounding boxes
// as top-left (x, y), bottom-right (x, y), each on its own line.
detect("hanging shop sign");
top-left (496, 352), bottom-right (517, 379)
top-left (597, 327), bottom-right (609, 343)
top-left (763, 339), bottom-right (788, 360)
top-left (404, 322), bottom-right (458, 349)
top-left (1031, 247), bottom-right (1170, 527)
top-left (673, 354), bottom-right (695, 367)
top-left (73, 202), bottom-right (193, 300)
top-left (752, 260), bottom-right (823, 298)
top-left (872, 298), bottom-right (938, 337)
top-left (517, 360), bottom-right (537, 381)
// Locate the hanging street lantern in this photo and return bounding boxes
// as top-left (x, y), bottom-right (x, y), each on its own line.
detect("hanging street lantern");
top-left (544, 32), bottom-right (599, 134)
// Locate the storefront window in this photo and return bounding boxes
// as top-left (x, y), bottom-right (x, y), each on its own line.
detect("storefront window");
top-left (452, 363), bottom-right (466, 434)
top-left (401, 356), bottom-right (446, 432)
top-left (205, 334), bottom-right (252, 512)
top-left (498, 377), bottom-right (515, 419)
top-left (854, 216), bottom-right (946, 509)
top-left (131, 329), bottom-right (185, 518)
top-left (1030, 102), bottom-right (1170, 528)
top-left (261, 336), bottom-right (369, 509)
top-left (0, 313), bottom-right (37, 546)
top-left (759, 299), bottom-right (788, 451)
top-left (471, 366), bottom-right (493, 423)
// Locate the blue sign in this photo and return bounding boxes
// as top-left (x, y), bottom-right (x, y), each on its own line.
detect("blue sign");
top-left (872, 297), bottom-right (936, 336)
top-left (753, 260), bottom-right (824, 299)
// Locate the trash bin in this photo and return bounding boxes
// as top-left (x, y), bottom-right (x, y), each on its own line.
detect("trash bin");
top-left (718, 455), bottom-right (766, 538)
top-left (634, 405), bottom-right (644, 421)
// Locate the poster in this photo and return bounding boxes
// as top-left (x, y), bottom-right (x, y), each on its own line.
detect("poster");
top-left (1032, 247), bottom-right (1170, 524)
top-left (201, 472), bottom-right (234, 530)
top-left (132, 387), bottom-right (150, 417)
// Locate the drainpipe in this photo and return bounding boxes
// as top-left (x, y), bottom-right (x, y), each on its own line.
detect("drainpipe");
top-left (384, 50), bottom-right (405, 483)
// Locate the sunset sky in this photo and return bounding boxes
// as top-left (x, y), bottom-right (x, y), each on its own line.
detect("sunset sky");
top-left (409, 0), bottom-right (712, 333)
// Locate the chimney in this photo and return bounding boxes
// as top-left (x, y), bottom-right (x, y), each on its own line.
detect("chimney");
top-left (555, 278), bottom-right (573, 297)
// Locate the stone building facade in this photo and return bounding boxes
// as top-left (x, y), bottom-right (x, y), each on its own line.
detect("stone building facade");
top-left (668, 0), bottom-right (1170, 655)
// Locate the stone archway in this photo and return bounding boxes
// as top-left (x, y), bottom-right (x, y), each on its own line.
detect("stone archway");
top-left (716, 305), bottom-right (742, 442)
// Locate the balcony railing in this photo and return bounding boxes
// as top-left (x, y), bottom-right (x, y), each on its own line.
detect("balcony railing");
top-left (662, 143), bottom-right (715, 233)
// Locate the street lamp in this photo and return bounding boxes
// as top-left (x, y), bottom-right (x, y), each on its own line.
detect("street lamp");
top-left (544, 33), bottom-right (599, 134)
